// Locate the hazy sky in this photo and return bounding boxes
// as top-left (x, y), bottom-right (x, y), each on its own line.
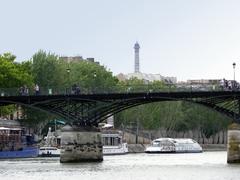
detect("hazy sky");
top-left (1, 0), bottom-right (240, 81)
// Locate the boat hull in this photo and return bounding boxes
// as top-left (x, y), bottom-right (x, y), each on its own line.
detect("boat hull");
top-left (145, 138), bottom-right (203, 154)
top-left (145, 150), bottom-right (176, 153)
top-left (38, 154), bottom-right (60, 157)
top-left (103, 143), bottom-right (128, 155)
top-left (103, 148), bottom-right (128, 155)
top-left (0, 147), bottom-right (39, 159)
top-left (145, 150), bottom-right (202, 153)
top-left (38, 147), bottom-right (61, 157)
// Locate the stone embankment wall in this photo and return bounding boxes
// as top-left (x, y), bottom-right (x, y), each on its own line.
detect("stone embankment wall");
top-left (123, 131), bottom-right (151, 144)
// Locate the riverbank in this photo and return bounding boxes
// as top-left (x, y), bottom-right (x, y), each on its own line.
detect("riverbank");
top-left (127, 144), bottom-right (227, 153)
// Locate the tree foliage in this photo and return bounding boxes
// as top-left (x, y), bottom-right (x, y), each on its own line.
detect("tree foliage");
top-left (20, 108), bottom-right (56, 134)
top-left (115, 79), bottom-right (232, 139)
top-left (0, 53), bottom-right (33, 118)
top-left (31, 50), bottom-right (65, 88)
top-left (66, 60), bottom-right (118, 93)
top-left (0, 53), bottom-right (33, 88)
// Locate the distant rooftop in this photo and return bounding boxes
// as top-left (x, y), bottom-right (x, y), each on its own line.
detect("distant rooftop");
top-left (60, 56), bottom-right (100, 65)
top-left (117, 72), bottom-right (177, 84)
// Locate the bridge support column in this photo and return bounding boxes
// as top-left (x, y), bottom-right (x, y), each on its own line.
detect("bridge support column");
top-left (60, 125), bottom-right (103, 163)
top-left (227, 123), bottom-right (240, 163)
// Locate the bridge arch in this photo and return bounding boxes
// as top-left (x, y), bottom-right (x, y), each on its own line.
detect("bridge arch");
top-left (0, 91), bottom-right (239, 126)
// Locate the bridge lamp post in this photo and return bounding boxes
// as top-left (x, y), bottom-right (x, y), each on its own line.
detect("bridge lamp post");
top-left (233, 62), bottom-right (236, 90)
top-left (66, 67), bottom-right (71, 122)
top-left (66, 67), bottom-right (71, 94)
top-left (232, 62), bottom-right (236, 122)
top-left (93, 72), bottom-right (97, 93)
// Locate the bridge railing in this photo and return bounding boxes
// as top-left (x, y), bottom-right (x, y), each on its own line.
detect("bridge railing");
top-left (0, 83), bottom-right (223, 96)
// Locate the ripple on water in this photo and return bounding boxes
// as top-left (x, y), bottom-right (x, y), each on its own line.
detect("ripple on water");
top-left (1, 152), bottom-right (240, 180)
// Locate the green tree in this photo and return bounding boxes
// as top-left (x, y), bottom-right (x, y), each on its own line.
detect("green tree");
top-left (0, 53), bottom-right (33, 88)
top-left (0, 52), bottom-right (34, 119)
top-left (20, 107), bottom-right (56, 135)
top-left (31, 50), bottom-right (65, 89)
top-left (66, 60), bottom-right (118, 93)
top-left (115, 78), bottom-right (232, 142)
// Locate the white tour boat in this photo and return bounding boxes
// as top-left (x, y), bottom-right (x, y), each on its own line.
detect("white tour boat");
top-left (38, 146), bottom-right (60, 157)
top-left (145, 138), bottom-right (202, 153)
top-left (38, 127), bottom-right (61, 157)
top-left (102, 128), bottom-right (128, 155)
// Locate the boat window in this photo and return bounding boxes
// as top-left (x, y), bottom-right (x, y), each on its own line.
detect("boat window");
top-left (111, 137), bottom-right (114, 145)
top-left (159, 141), bottom-right (174, 147)
top-left (102, 135), bottom-right (121, 146)
top-left (152, 140), bottom-right (159, 145)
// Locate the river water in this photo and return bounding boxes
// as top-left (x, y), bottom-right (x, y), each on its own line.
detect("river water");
top-left (0, 151), bottom-right (239, 180)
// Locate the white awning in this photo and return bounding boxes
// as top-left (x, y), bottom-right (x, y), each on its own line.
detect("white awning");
top-left (103, 124), bottom-right (113, 128)
top-left (0, 127), bottom-right (10, 130)
top-left (0, 127), bottom-right (21, 130)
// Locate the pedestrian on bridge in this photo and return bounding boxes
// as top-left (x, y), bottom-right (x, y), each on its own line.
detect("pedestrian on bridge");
top-left (19, 86), bottom-right (24, 96)
top-left (220, 79), bottom-right (224, 91)
top-left (23, 85), bottom-right (29, 96)
top-left (34, 84), bottom-right (40, 95)
top-left (75, 85), bottom-right (81, 95)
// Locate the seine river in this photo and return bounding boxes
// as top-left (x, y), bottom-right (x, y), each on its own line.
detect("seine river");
top-left (0, 151), bottom-right (240, 180)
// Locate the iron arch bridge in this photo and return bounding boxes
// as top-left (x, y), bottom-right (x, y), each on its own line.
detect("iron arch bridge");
top-left (0, 91), bottom-right (240, 126)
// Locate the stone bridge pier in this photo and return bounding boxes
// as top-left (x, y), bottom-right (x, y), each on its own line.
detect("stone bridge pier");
top-left (227, 123), bottom-right (240, 163)
top-left (60, 125), bottom-right (103, 163)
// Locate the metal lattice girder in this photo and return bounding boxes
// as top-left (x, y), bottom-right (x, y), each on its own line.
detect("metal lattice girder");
top-left (1, 91), bottom-right (240, 126)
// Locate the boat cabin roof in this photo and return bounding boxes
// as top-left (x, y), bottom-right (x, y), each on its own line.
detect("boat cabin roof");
top-left (153, 138), bottom-right (197, 144)
top-left (0, 127), bottom-right (22, 131)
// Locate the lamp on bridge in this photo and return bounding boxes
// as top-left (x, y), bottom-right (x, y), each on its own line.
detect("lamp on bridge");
top-left (93, 72), bottom-right (97, 93)
top-left (66, 67), bottom-right (71, 123)
top-left (233, 62), bottom-right (236, 91)
top-left (232, 62), bottom-right (237, 124)
top-left (66, 67), bottom-right (71, 94)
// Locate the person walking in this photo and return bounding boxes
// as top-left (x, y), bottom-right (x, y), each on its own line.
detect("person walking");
top-left (76, 85), bottom-right (81, 95)
top-left (34, 84), bottom-right (40, 95)
top-left (71, 84), bottom-right (77, 95)
top-left (19, 86), bottom-right (24, 96)
top-left (220, 79), bottom-right (224, 91)
top-left (23, 85), bottom-right (29, 95)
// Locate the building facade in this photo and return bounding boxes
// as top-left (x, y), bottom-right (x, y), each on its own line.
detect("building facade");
top-left (60, 56), bottom-right (100, 65)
